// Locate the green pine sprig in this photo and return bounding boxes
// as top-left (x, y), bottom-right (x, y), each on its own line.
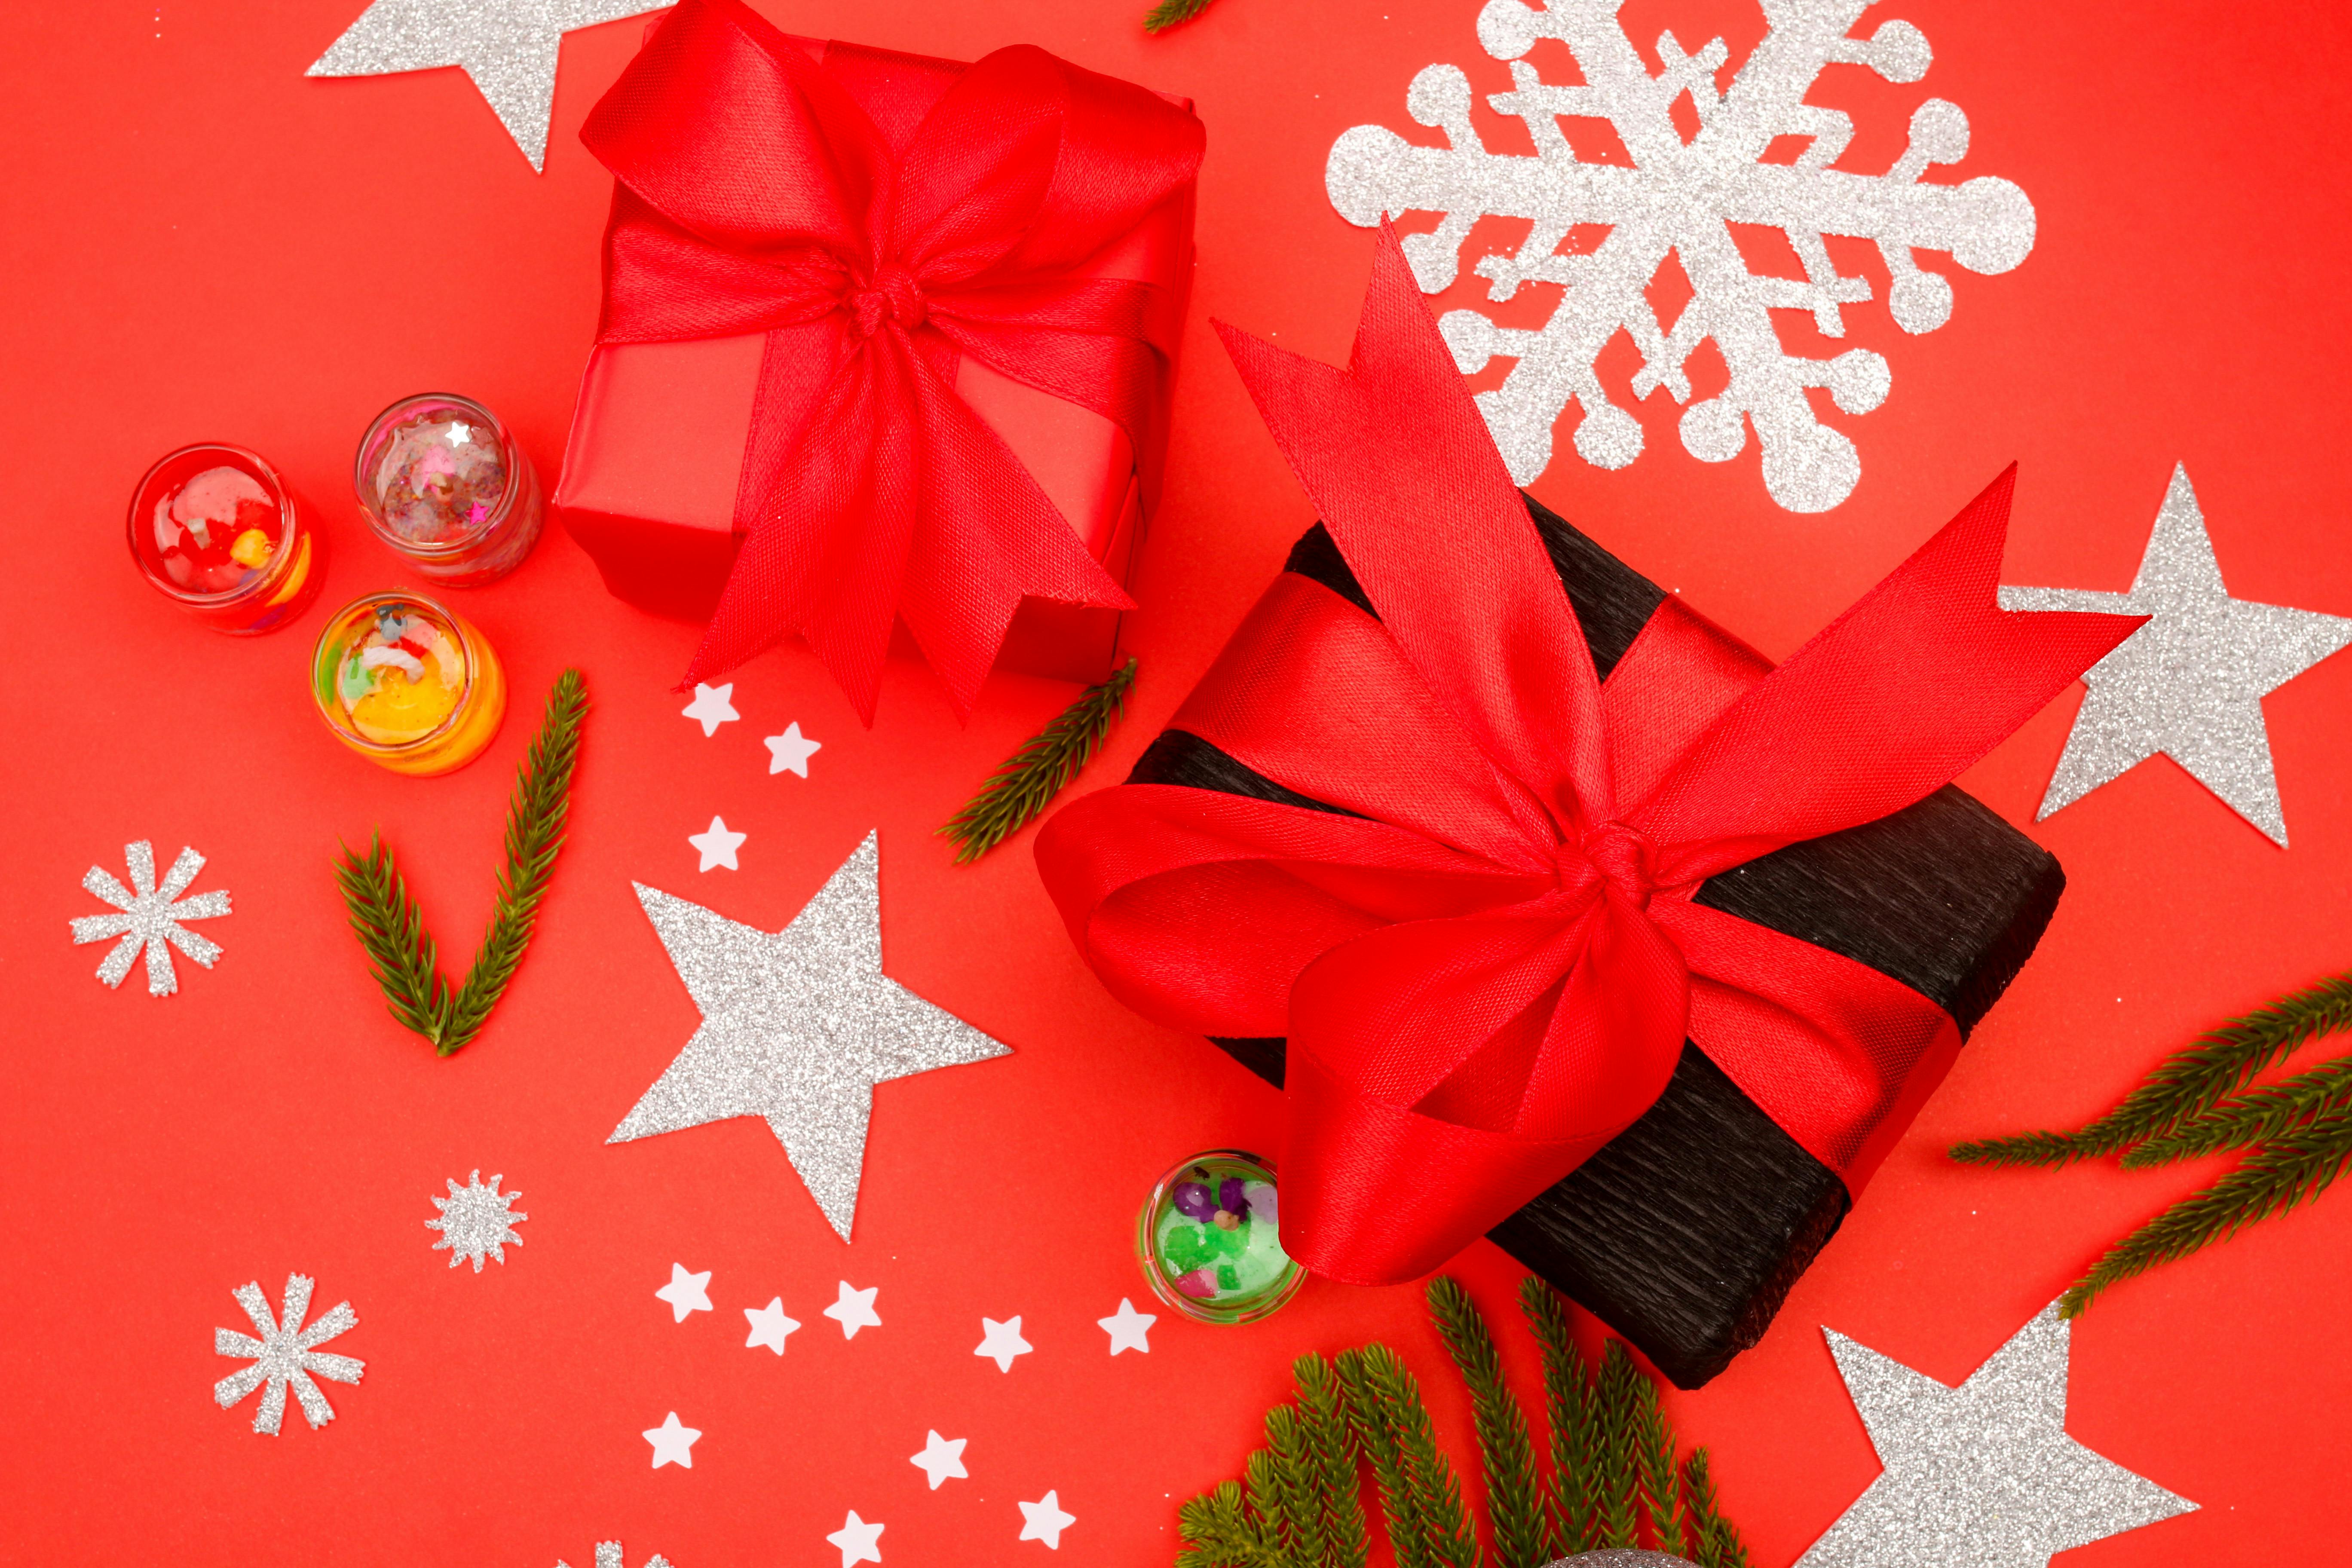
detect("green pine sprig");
top-left (334, 669), bottom-right (589, 1056)
top-left (1143, 0), bottom-right (1218, 32)
top-left (1177, 1278), bottom-right (1749, 1568)
top-left (937, 656), bottom-right (1136, 864)
top-left (1952, 963), bottom-right (2352, 1314)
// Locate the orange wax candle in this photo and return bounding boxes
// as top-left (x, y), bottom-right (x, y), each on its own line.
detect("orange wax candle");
top-left (311, 592), bottom-right (506, 775)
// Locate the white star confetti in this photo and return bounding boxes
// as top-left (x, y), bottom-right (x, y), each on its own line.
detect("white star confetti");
top-left (764, 721), bottom-right (823, 777)
top-left (307, 0), bottom-right (676, 172)
top-left (212, 1274), bottom-right (364, 1435)
top-left (825, 1281), bottom-right (882, 1339)
top-left (2001, 463), bottom-right (2352, 845)
top-left (1795, 1302), bottom-right (2195, 1568)
top-left (974, 1315), bottom-right (1032, 1373)
top-left (70, 840), bottom-right (230, 996)
top-left (643, 1411), bottom-right (700, 1470)
top-left (827, 1510), bottom-right (885, 1568)
top-left (1097, 1298), bottom-right (1155, 1355)
top-left (688, 815), bottom-right (747, 872)
top-left (557, 1545), bottom-right (674, 1568)
top-left (1326, 0), bottom-right (2032, 511)
top-left (680, 682), bottom-right (740, 736)
top-left (447, 422), bottom-right (473, 446)
top-left (655, 1263), bottom-right (713, 1322)
top-left (425, 1169), bottom-right (525, 1271)
top-left (910, 1429), bottom-right (968, 1490)
top-left (1017, 1490), bottom-right (1075, 1550)
top-left (744, 1296), bottom-right (799, 1355)
top-left (608, 833), bottom-right (1011, 1239)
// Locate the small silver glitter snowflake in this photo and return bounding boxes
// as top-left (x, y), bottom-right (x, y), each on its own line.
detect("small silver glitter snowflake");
top-left (558, 1545), bottom-right (674, 1568)
top-left (212, 1274), bottom-right (364, 1435)
top-left (426, 1170), bottom-right (527, 1271)
top-left (69, 839), bottom-right (230, 996)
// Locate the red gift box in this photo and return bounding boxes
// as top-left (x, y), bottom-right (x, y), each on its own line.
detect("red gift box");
top-left (554, 8), bottom-right (1200, 697)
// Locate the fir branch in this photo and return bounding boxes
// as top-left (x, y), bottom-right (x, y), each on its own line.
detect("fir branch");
top-left (1295, 1356), bottom-right (1370, 1568)
top-left (1590, 1344), bottom-right (1643, 1550)
top-left (1683, 1450), bottom-right (1752, 1568)
top-left (1143, 0), bottom-right (1217, 31)
top-left (1368, 1345), bottom-right (1481, 1568)
top-left (1519, 1277), bottom-right (1591, 1556)
top-left (1178, 1480), bottom-right (1296, 1568)
top-left (938, 656), bottom-right (1137, 863)
top-left (1951, 969), bottom-right (2352, 1167)
top-left (437, 668), bottom-right (590, 1054)
top-left (2125, 1054), bottom-right (2352, 1167)
top-left (1265, 1407), bottom-right (1331, 1568)
top-left (1628, 1375), bottom-right (1688, 1559)
top-left (1337, 1348), bottom-right (1435, 1568)
top-left (1429, 1279), bottom-right (1547, 1568)
top-left (2058, 1108), bottom-right (2352, 1315)
top-left (333, 831), bottom-right (449, 1043)
top-left (334, 669), bottom-right (590, 1057)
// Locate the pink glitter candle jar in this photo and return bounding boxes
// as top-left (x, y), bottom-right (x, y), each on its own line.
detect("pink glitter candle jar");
top-left (354, 393), bottom-right (543, 585)
top-left (127, 444), bottom-right (323, 634)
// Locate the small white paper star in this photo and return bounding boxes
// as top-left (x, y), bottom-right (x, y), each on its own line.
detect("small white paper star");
top-left (688, 815), bottom-right (747, 872)
top-left (446, 422), bottom-right (472, 446)
top-left (910, 1429), bottom-right (968, 1490)
top-left (655, 1263), bottom-right (712, 1323)
top-left (2001, 463), bottom-right (2352, 845)
top-left (764, 721), bottom-right (823, 778)
top-left (827, 1510), bottom-right (885, 1568)
top-left (1795, 1302), bottom-right (2195, 1568)
top-left (1017, 1491), bottom-right (1075, 1550)
top-left (744, 1296), bottom-right (799, 1355)
top-left (642, 1411), bottom-right (700, 1470)
top-left (824, 1281), bottom-right (882, 1339)
top-left (307, 0), bottom-right (675, 172)
top-left (680, 682), bottom-right (740, 737)
top-left (70, 840), bottom-right (230, 996)
top-left (1096, 1298), bottom-right (1155, 1355)
top-left (974, 1315), bottom-right (1033, 1373)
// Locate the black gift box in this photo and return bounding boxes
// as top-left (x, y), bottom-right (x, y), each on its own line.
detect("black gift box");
top-left (1127, 496), bottom-right (2064, 1388)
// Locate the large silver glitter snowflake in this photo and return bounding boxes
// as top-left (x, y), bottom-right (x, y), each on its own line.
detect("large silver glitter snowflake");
top-left (69, 840), bottom-right (230, 996)
top-left (1326, 0), bottom-right (2034, 512)
top-left (426, 1170), bottom-right (527, 1271)
top-left (558, 1545), bottom-right (674, 1568)
top-left (212, 1274), bottom-right (364, 1435)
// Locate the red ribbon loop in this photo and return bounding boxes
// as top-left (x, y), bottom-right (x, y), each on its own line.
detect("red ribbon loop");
top-left (1034, 227), bottom-right (2147, 1286)
top-left (580, 0), bottom-right (1204, 720)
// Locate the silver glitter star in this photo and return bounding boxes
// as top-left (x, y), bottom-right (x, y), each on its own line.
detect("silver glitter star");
top-left (609, 832), bottom-right (1010, 1240)
top-left (2002, 464), bottom-right (2352, 845)
top-left (69, 840), bottom-right (230, 997)
top-left (426, 1170), bottom-right (527, 1271)
top-left (212, 1274), bottom-right (365, 1436)
top-left (1795, 1303), bottom-right (2194, 1568)
top-left (307, 0), bottom-right (676, 172)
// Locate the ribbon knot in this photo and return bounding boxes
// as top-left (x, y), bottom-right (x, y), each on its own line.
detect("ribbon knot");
top-left (846, 263), bottom-right (926, 337)
top-left (1570, 821), bottom-right (1655, 908)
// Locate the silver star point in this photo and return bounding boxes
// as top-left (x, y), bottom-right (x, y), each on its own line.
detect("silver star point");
top-left (307, 0), bottom-right (676, 172)
top-left (1796, 1302), bottom-right (2194, 1568)
top-left (609, 832), bottom-right (1009, 1240)
top-left (2002, 462), bottom-right (2352, 845)
top-left (70, 840), bottom-right (230, 996)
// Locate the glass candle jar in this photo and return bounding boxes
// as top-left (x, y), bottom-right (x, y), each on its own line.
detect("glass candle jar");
top-left (1136, 1150), bottom-right (1303, 1325)
top-left (127, 444), bottom-right (322, 633)
top-left (353, 393), bottom-right (543, 585)
top-left (311, 591), bottom-right (507, 775)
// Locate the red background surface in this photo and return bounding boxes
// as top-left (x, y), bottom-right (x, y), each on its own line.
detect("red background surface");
top-left (5, 0), bottom-right (2348, 1562)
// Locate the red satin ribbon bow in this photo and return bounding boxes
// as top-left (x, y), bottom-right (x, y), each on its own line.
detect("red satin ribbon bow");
top-left (581, 0), bottom-right (1204, 720)
top-left (1034, 231), bottom-right (2144, 1286)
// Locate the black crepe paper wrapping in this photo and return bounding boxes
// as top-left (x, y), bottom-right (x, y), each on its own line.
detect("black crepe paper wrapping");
top-left (1126, 496), bottom-right (2064, 1388)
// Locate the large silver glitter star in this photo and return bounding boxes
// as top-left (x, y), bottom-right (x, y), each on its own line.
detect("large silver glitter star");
top-left (2001, 463), bottom-right (2352, 845)
top-left (609, 833), bottom-right (1009, 1240)
top-left (307, 0), bottom-right (675, 172)
top-left (1795, 1303), bottom-right (2193, 1568)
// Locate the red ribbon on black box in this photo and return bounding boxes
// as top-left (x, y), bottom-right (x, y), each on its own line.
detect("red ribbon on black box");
top-left (1037, 230), bottom-right (2144, 1301)
top-left (564, 0), bottom-right (1203, 720)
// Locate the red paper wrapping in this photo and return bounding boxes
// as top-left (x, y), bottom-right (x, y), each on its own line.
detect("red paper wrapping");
top-left (553, 25), bottom-right (1198, 690)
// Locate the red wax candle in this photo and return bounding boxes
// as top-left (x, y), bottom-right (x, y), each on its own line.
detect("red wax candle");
top-left (127, 444), bottom-right (321, 634)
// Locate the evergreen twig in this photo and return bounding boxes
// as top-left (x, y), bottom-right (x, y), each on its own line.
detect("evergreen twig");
top-left (1520, 1277), bottom-right (1591, 1556)
top-left (1337, 1348), bottom-right (1434, 1568)
top-left (1430, 1279), bottom-right (1546, 1568)
top-left (1951, 969), bottom-right (2352, 1167)
top-left (333, 669), bottom-right (589, 1057)
top-left (937, 656), bottom-right (1137, 863)
top-left (1295, 1356), bottom-right (1369, 1568)
top-left (1683, 1451), bottom-right (1752, 1568)
top-left (1177, 1480), bottom-right (1293, 1568)
top-left (1590, 1344), bottom-right (1643, 1550)
top-left (1143, 0), bottom-right (1217, 31)
top-left (1629, 1375), bottom-right (1689, 1559)
top-left (2126, 1055), bottom-right (2352, 1166)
